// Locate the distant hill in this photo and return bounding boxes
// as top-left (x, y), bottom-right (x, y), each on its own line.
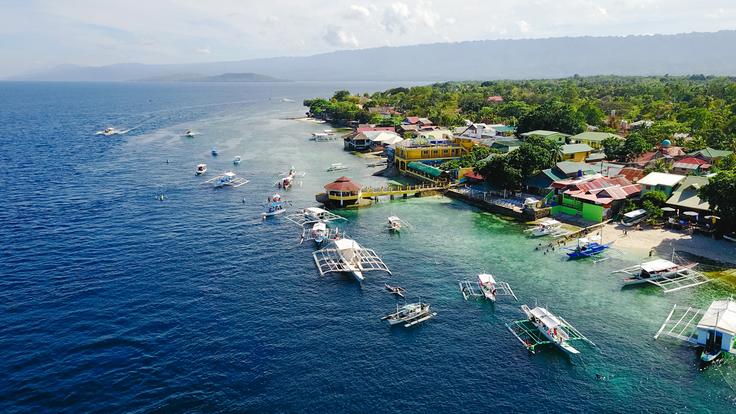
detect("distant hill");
top-left (135, 72), bottom-right (286, 82)
top-left (11, 31), bottom-right (736, 82)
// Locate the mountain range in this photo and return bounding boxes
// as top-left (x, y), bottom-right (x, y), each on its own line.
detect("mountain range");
top-left (11, 31), bottom-right (736, 82)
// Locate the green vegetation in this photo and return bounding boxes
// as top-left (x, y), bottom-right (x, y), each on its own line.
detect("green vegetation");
top-left (439, 146), bottom-right (495, 170)
top-left (478, 136), bottom-right (564, 190)
top-left (700, 170), bottom-right (736, 233)
top-left (641, 190), bottom-right (668, 222)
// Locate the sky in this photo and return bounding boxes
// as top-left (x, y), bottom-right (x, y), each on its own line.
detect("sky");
top-left (1, 0), bottom-right (736, 77)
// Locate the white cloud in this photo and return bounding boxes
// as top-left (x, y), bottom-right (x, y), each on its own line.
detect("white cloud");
top-left (346, 4), bottom-right (373, 19)
top-left (516, 20), bottom-right (530, 34)
top-left (382, 2), bottom-right (411, 34)
top-left (323, 25), bottom-right (360, 48)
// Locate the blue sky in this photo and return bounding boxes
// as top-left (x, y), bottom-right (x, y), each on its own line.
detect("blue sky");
top-left (2, 0), bottom-right (736, 77)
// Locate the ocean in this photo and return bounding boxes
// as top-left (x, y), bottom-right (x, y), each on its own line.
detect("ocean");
top-left (0, 81), bottom-right (734, 413)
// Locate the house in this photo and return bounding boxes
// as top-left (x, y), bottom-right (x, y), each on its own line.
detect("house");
top-left (665, 176), bottom-right (711, 215)
top-left (402, 116), bottom-right (421, 125)
top-left (458, 123), bottom-right (515, 139)
top-left (356, 124), bottom-right (396, 133)
top-left (491, 140), bottom-right (522, 153)
top-left (418, 118), bottom-right (433, 127)
top-left (417, 129), bottom-right (454, 142)
top-left (694, 300), bottom-right (736, 355)
top-left (671, 157), bottom-right (712, 175)
top-left (629, 140), bottom-right (687, 168)
top-left (585, 152), bottom-right (607, 162)
top-left (587, 161), bottom-right (626, 177)
top-left (637, 172), bottom-right (686, 197)
top-left (486, 95), bottom-right (504, 103)
top-left (569, 131), bottom-right (623, 150)
top-left (617, 167), bottom-right (645, 183)
top-left (550, 176), bottom-right (641, 222)
top-left (689, 147), bottom-right (733, 163)
top-left (524, 161), bottom-right (597, 193)
top-left (344, 131), bottom-right (402, 151)
top-left (519, 130), bottom-right (570, 144)
top-left (561, 143), bottom-right (594, 162)
top-left (398, 124), bottom-right (420, 136)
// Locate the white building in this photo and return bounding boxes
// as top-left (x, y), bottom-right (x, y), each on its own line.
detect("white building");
top-left (696, 299), bottom-right (736, 354)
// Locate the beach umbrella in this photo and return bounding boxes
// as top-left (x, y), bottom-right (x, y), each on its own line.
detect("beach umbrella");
top-left (661, 207), bottom-right (676, 212)
top-left (704, 215), bottom-right (720, 220)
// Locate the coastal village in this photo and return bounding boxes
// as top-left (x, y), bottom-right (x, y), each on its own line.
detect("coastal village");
top-left (294, 82), bottom-right (736, 363)
top-left (316, 105), bottom-right (732, 239)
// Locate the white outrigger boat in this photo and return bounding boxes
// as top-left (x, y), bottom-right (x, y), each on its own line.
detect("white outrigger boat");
top-left (195, 163), bottom-right (207, 176)
top-left (96, 127), bottom-right (127, 136)
top-left (205, 171), bottom-right (248, 188)
top-left (262, 194), bottom-right (288, 218)
top-left (459, 274), bottom-right (517, 302)
top-left (310, 131), bottom-right (337, 141)
top-left (506, 305), bottom-right (594, 355)
top-left (183, 130), bottom-right (196, 138)
top-left (614, 258), bottom-right (708, 293)
top-left (313, 238), bottom-right (391, 282)
top-left (381, 303), bottom-right (436, 328)
top-left (655, 299), bottom-right (736, 363)
top-left (286, 207), bottom-right (347, 227)
top-left (233, 155), bottom-right (242, 165)
top-left (525, 219), bottom-right (567, 237)
top-left (387, 216), bottom-right (411, 232)
top-left (300, 220), bottom-right (340, 246)
top-left (326, 162), bottom-right (349, 172)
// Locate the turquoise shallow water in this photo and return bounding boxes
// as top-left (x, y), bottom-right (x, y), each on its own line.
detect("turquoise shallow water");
top-left (1, 81), bottom-right (735, 413)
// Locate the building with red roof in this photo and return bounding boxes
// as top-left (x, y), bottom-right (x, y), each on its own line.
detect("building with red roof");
top-left (671, 156), bottom-right (712, 175)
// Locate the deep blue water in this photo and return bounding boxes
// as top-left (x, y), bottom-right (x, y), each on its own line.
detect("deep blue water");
top-left (1, 81), bottom-right (735, 413)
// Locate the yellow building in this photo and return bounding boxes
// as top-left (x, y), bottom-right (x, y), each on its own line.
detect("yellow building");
top-left (569, 131), bottom-right (623, 150)
top-left (393, 137), bottom-right (474, 178)
top-left (561, 143), bottom-right (594, 162)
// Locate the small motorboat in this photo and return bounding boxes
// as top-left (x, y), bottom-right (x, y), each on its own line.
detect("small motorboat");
top-left (262, 194), bottom-right (287, 218)
top-left (195, 163), bottom-right (207, 176)
top-left (387, 216), bottom-right (402, 232)
top-left (183, 130), bottom-right (196, 138)
top-left (233, 156), bottom-right (242, 165)
top-left (211, 147), bottom-right (219, 156)
top-left (701, 349), bottom-right (722, 363)
top-left (277, 167), bottom-right (296, 190)
top-left (381, 303), bottom-right (436, 328)
top-left (526, 219), bottom-right (565, 237)
top-left (326, 163), bottom-right (349, 172)
top-left (95, 127), bottom-right (126, 136)
top-left (206, 171), bottom-right (248, 188)
top-left (384, 284), bottom-right (406, 298)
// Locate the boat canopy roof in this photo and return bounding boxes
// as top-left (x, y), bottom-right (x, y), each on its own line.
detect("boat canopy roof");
top-left (641, 259), bottom-right (678, 273)
top-left (305, 207), bottom-right (328, 215)
top-left (530, 307), bottom-right (562, 329)
top-left (333, 238), bottom-right (360, 251)
top-left (478, 273), bottom-right (495, 284)
top-left (624, 208), bottom-right (647, 218)
top-left (697, 299), bottom-right (736, 336)
top-left (540, 219), bottom-right (561, 227)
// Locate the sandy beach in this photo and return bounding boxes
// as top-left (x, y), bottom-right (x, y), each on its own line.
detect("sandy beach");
top-left (603, 223), bottom-right (736, 266)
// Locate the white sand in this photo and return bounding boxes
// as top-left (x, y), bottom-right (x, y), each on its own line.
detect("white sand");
top-left (603, 224), bottom-right (736, 265)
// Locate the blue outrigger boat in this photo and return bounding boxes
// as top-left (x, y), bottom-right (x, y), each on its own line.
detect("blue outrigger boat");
top-left (566, 237), bottom-right (612, 260)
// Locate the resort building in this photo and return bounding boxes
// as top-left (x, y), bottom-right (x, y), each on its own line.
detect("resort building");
top-left (320, 176), bottom-right (362, 207)
top-left (550, 176), bottom-right (641, 222)
top-left (561, 143), bottom-right (594, 162)
top-left (458, 123), bottom-right (516, 139)
top-left (671, 157), bottom-right (712, 175)
top-left (569, 131), bottom-right (623, 150)
top-left (519, 130), bottom-right (570, 144)
top-left (344, 131), bottom-right (402, 151)
top-left (355, 124), bottom-right (396, 133)
top-left (665, 176), bottom-right (711, 217)
top-left (689, 147), bottom-right (733, 163)
top-left (393, 137), bottom-right (475, 180)
top-left (695, 300), bottom-right (736, 355)
top-left (637, 172), bottom-right (686, 197)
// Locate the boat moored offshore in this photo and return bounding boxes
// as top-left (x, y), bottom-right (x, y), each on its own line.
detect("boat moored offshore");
top-left (381, 303), bottom-right (436, 327)
top-left (195, 163), bottom-right (207, 175)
